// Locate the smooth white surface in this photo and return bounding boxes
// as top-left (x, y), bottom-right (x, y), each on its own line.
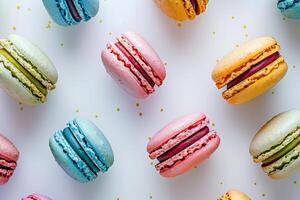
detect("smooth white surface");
top-left (0, 0), bottom-right (300, 199)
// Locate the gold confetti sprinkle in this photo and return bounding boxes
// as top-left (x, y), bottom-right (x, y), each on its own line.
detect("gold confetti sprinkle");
top-left (12, 26), bottom-right (17, 31)
top-left (46, 21), bottom-right (52, 29)
top-left (136, 103), bottom-right (140, 107)
top-left (116, 198), bottom-right (120, 200)
top-left (243, 25), bottom-right (247, 29)
top-left (95, 114), bottom-right (99, 118)
top-left (177, 23), bottom-right (182, 27)
top-left (139, 112), bottom-right (143, 116)
top-left (149, 195), bottom-right (153, 199)
top-left (160, 108), bottom-right (164, 112)
top-left (293, 65), bottom-right (296, 69)
top-left (231, 16), bottom-right (235, 20)
top-left (16, 4), bottom-right (21, 10)
top-left (164, 62), bottom-right (167, 66)
top-left (283, 17), bottom-right (286, 21)
top-left (99, 19), bottom-right (103, 24)
top-left (75, 109), bottom-right (80, 113)
top-left (20, 107), bottom-right (23, 111)
top-left (236, 44), bottom-right (240, 48)
top-left (27, 8), bottom-right (32, 11)
top-left (150, 162), bottom-right (154, 166)
top-left (220, 181), bottom-right (223, 185)
top-left (272, 91), bottom-right (275, 95)
top-left (294, 181), bottom-right (297, 185)
top-left (212, 31), bottom-right (216, 35)
top-left (245, 34), bottom-right (249, 38)
top-left (148, 136), bottom-right (152, 141)
top-left (216, 59), bottom-right (219, 63)
top-left (212, 123), bottom-right (215, 127)
top-left (108, 32), bottom-right (112, 36)
top-left (60, 43), bottom-right (64, 47)
top-left (116, 107), bottom-right (120, 112)
top-left (262, 193), bottom-right (266, 197)
top-left (254, 182), bottom-right (257, 186)
top-left (18, 102), bottom-right (22, 105)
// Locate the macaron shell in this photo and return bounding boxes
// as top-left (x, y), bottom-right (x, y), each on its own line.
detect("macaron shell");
top-left (160, 134), bottom-right (220, 177)
top-left (101, 45), bottom-right (149, 98)
top-left (212, 37), bottom-right (278, 88)
top-left (80, 0), bottom-right (99, 18)
top-left (74, 118), bottom-right (114, 168)
top-left (42, 0), bottom-right (69, 26)
top-left (250, 110), bottom-right (300, 159)
top-left (49, 132), bottom-right (94, 183)
top-left (0, 62), bottom-right (39, 105)
top-left (225, 60), bottom-right (287, 105)
top-left (154, 0), bottom-right (191, 21)
top-left (22, 194), bottom-right (52, 200)
top-left (228, 190), bottom-right (251, 200)
top-left (0, 134), bottom-right (19, 161)
top-left (278, 0), bottom-right (300, 19)
top-left (7, 34), bottom-right (58, 84)
top-left (147, 113), bottom-right (206, 153)
top-left (123, 32), bottom-right (166, 82)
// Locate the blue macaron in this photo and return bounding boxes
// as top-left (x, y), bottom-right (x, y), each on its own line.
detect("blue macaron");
top-left (42, 0), bottom-right (99, 26)
top-left (278, 0), bottom-right (300, 19)
top-left (49, 117), bottom-right (114, 183)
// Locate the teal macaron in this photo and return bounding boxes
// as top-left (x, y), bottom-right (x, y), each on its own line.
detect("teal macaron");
top-left (277, 0), bottom-right (300, 19)
top-left (49, 117), bottom-right (114, 183)
top-left (42, 0), bottom-right (99, 26)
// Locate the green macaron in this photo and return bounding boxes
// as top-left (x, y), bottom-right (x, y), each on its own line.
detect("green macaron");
top-left (250, 110), bottom-right (300, 179)
top-left (0, 34), bottom-right (58, 105)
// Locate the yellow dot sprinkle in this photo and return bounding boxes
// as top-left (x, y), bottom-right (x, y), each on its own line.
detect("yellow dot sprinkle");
top-left (293, 65), bottom-right (296, 68)
top-left (149, 195), bottom-right (153, 199)
top-left (254, 182), bottom-right (257, 186)
top-left (46, 21), bottom-right (52, 29)
top-left (212, 123), bottom-right (215, 127)
top-left (150, 162), bottom-right (154, 166)
top-left (108, 32), bottom-right (112, 36)
top-left (20, 107), bottom-right (23, 111)
top-left (245, 34), bottom-right (249, 38)
top-left (262, 193), bottom-right (266, 197)
top-left (283, 17), bottom-right (286, 21)
top-left (160, 108), bottom-right (164, 112)
top-left (99, 19), bottom-right (103, 24)
top-left (116, 198), bottom-right (120, 200)
top-left (18, 102), bottom-right (22, 105)
top-left (164, 62), bottom-right (167, 66)
top-left (294, 181), bottom-right (297, 185)
top-left (212, 31), bottom-right (216, 35)
top-left (148, 136), bottom-right (152, 141)
top-left (27, 8), bottom-right (32, 11)
top-left (12, 26), bottom-right (17, 31)
top-left (243, 25), bottom-right (247, 29)
top-left (60, 43), bottom-right (64, 47)
top-left (231, 16), bottom-right (235, 20)
top-left (16, 4), bottom-right (21, 10)
top-left (236, 44), bottom-right (240, 48)
top-left (177, 23), bottom-right (182, 27)
top-left (272, 91), bottom-right (275, 95)
top-left (95, 114), bottom-right (99, 118)
top-left (220, 181), bottom-right (223, 185)
top-left (139, 112), bottom-right (143, 116)
top-left (136, 103), bottom-right (140, 107)
top-left (75, 109), bottom-right (79, 113)
top-left (116, 107), bottom-right (120, 112)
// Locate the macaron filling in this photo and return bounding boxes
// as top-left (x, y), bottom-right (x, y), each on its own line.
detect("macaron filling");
top-left (189, 0), bottom-right (199, 14)
top-left (114, 42), bottom-right (155, 88)
top-left (262, 133), bottom-right (300, 167)
top-left (66, 0), bottom-right (82, 22)
top-left (157, 126), bottom-right (209, 162)
top-left (278, 0), bottom-right (299, 10)
top-left (0, 48), bottom-right (48, 96)
top-left (62, 127), bottom-right (100, 174)
top-left (227, 52), bottom-right (280, 89)
top-left (0, 159), bottom-right (16, 178)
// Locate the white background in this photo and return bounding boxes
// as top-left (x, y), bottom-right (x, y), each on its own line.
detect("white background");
top-left (0, 0), bottom-right (300, 199)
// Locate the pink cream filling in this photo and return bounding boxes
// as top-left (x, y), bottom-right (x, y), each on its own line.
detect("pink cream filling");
top-left (155, 131), bottom-right (218, 172)
top-left (149, 118), bottom-right (209, 159)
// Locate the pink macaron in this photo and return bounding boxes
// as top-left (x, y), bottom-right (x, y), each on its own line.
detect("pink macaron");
top-left (0, 133), bottom-right (19, 185)
top-left (147, 113), bottom-right (220, 177)
top-left (101, 32), bottom-right (166, 98)
top-left (22, 193), bottom-right (52, 200)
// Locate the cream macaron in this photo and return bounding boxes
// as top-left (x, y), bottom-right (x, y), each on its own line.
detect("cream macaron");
top-left (212, 37), bottom-right (288, 105)
top-left (250, 110), bottom-right (300, 179)
top-left (218, 190), bottom-right (251, 200)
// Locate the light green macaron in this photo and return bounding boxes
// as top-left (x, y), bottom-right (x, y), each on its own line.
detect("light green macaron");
top-left (0, 34), bottom-right (58, 105)
top-left (250, 109), bottom-right (300, 179)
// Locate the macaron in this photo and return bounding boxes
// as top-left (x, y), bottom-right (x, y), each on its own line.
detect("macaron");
top-left (250, 110), bottom-right (300, 179)
top-left (212, 36), bottom-right (288, 105)
top-left (101, 32), bottom-right (166, 98)
top-left (147, 113), bottom-right (220, 177)
top-left (218, 190), bottom-right (251, 200)
top-left (0, 34), bottom-right (58, 105)
top-left (42, 0), bottom-right (99, 26)
top-left (277, 0), bottom-right (300, 19)
top-left (22, 194), bottom-right (52, 200)
top-left (154, 0), bottom-right (209, 21)
top-left (0, 133), bottom-right (19, 185)
top-left (49, 117), bottom-right (114, 183)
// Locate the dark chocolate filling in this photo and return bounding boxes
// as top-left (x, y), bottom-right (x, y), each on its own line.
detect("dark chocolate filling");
top-left (157, 126), bottom-right (209, 163)
top-left (190, 0), bottom-right (199, 14)
top-left (0, 165), bottom-right (13, 171)
top-left (115, 42), bottom-right (155, 87)
top-left (66, 0), bottom-right (82, 22)
top-left (227, 52), bottom-right (280, 89)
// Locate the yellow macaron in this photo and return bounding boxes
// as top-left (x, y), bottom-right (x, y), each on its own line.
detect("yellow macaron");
top-left (218, 190), bottom-right (251, 200)
top-left (212, 37), bottom-right (288, 105)
top-left (154, 0), bottom-right (209, 21)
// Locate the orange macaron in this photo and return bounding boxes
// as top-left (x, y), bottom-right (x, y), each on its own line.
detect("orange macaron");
top-left (212, 37), bottom-right (288, 105)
